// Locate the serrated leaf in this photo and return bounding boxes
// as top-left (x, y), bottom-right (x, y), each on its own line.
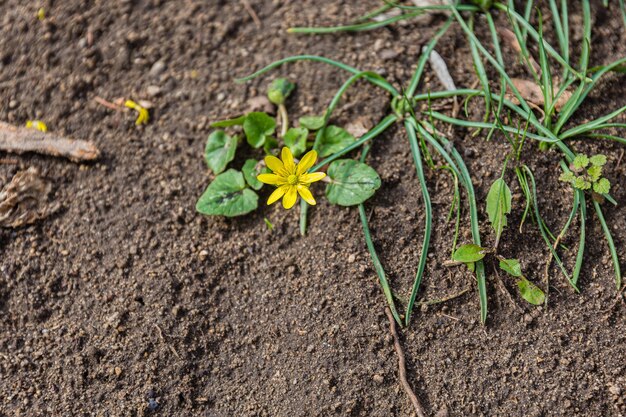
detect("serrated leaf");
top-left (452, 244), bottom-right (486, 263)
top-left (243, 112), bottom-right (276, 148)
top-left (210, 115), bottom-right (246, 128)
top-left (517, 277), bottom-right (545, 305)
top-left (325, 159), bottom-right (380, 206)
top-left (499, 258), bottom-right (522, 277)
top-left (204, 131), bottom-right (238, 174)
top-left (267, 78), bottom-right (295, 105)
top-left (318, 125), bottom-right (355, 157)
top-left (196, 169), bottom-right (258, 217)
top-left (284, 127), bottom-right (308, 157)
top-left (572, 154), bottom-right (589, 171)
top-left (587, 165), bottom-right (602, 182)
top-left (486, 178), bottom-right (512, 246)
top-left (299, 116), bottom-right (325, 130)
top-left (559, 171), bottom-right (575, 182)
top-left (242, 159), bottom-right (269, 190)
top-left (574, 176), bottom-right (591, 190)
top-left (593, 177), bottom-right (611, 194)
top-left (589, 154), bottom-right (607, 167)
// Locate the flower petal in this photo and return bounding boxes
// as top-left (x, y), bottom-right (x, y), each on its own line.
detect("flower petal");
top-left (296, 149), bottom-right (318, 175)
top-left (282, 186), bottom-right (298, 209)
top-left (257, 173), bottom-right (287, 185)
top-left (299, 172), bottom-right (326, 184)
top-left (265, 155), bottom-right (287, 176)
top-left (281, 147), bottom-right (296, 174)
top-left (267, 185), bottom-right (289, 205)
top-left (297, 185), bottom-right (316, 205)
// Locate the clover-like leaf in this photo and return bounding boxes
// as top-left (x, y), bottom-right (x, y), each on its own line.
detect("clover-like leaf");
top-left (499, 258), bottom-right (523, 277)
top-left (486, 178), bottom-right (512, 247)
top-left (452, 244), bottom-right (487, 263)
top-left (299, 116), bottom-right (325, 131)
top-left (589, 154), bottom-right (607, 167)
top-left (243, 112), bottom-right (276, 148)
top-left (572, 154), bottom-right (589, 171)
top-left (196, 169), bottom-right (258, 217)
top-left (242, 159), bottom-right (269, 191)
top-left (210, 115), bottom-right (246, 128)
top-left (593, 177), bottom-right (611, 194)
top-left (318, 125), bottom-right (355, 157)
top-left (325, 159), bottom-right (381, 206)
top-left (204, 130), bottom-right (238, 174)
top-left (267, 78), bottom-right (295, 105)
top-left (573, 176), bottom-right (591, 190)
top-left (517, 277), bottom-right (545, 305)
top-left (284, 127), bottom-right (308, 157)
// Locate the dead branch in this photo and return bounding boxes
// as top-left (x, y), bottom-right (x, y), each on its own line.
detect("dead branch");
top-left (0, 121), bottom-right (100, 162)
top-left (385, 307), bottom-right (426, 417)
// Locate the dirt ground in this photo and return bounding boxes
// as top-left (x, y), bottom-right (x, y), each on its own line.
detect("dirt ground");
top-left (1, 1), bottom-right (625, 416)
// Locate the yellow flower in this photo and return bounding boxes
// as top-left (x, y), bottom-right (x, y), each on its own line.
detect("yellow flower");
top-left (258, 147), bottom-right (326, 209)
top-left (26, 120), bottom-right (48, 132)
top-left (124, 100), bottom-right (149, 125)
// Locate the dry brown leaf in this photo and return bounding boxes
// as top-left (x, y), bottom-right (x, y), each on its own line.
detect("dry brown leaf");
top-left (0, 167), bottom-right (59, 228)
top-left (509, 78), bottom-right (572, 112)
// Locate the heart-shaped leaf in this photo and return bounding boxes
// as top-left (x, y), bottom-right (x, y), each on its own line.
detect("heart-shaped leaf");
top-left (486, 178), bottom-right (512, 247)
top-left (452, 244), bottom-right (487, 263)
top-left (517, 277), bottom-right (545, 305)
top-left (204, 130), bottom-right (237, 174)
top-left (499, 258), bottom-right (522, 277)
top-left (284, 127), bottom-right (308, 157)
top-left (242, 159), bottom-right (269, 191)
top-left (325, 159), bottom-right (380, 206)
top-left (243, 112), bottom-right (275, 148)
top-left (196, 169), bottom-right (258, 217)
top-left (318, 125), bottom-right (355, 157)
top-left (299, 115), bottom-right (325, 130)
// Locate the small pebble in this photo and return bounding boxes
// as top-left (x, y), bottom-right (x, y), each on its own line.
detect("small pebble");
top-left (372, 374), bottom-right (384, 383)
top-left (149, 60), bottom-right (167, 77)
top-left (146, 85), bottom-right (162, 97)
top-left (347, 254), bottom-right (356, 263)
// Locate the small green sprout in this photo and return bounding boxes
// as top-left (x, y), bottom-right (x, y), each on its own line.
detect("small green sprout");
top-left (559, 153), bottom-right (611, 198)
top-left (267, 78), bottom-right (295, 138)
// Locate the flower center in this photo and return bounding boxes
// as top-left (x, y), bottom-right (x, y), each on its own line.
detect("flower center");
top-left (287, 174), bottom-right (299, 185)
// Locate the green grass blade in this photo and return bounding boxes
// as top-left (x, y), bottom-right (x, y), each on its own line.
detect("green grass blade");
top-left (236, 55), bottom-right (399, 96)
top-left (593, 201), bottom-right (622, 289)
top-left (560, 105), bottom-right (626, 139)
top-left (403, 120), bottom-right (432, 326)
top-left (358, 204), bottom-right (403, 325)
top-left (288, 11), bottom-right (423, 34)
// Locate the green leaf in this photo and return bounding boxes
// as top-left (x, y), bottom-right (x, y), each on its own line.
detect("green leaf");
top-left (196, 169), bottom-right (258, 217)
top-left (466, 262), bottom-right (476, 272)
top-left (517, 277), bottom-right (546, 305)
top-left (267, 78), bottom-right (295, 105)
top-left (574, 176), bottom-right (591, 190)
top-left (452, 244), bottom-right (487, 263)
top-left (589, 154), bottom-right (607, 167)
top-left (284, 127), bottom-right (308, 157)
top-left (559, 171), bottom-right (575, 182)
top-left (593, 177), bottom-right (611, 194)
top-left (204, 130), bottom-right (238, 174)
top-left (587, 165), bottom-right (602, 182)
top-left (210, 115), bottom-right (246, 128)
top-left (486, 178), bottom-right (512, 246)
top-left (242, 159), bottom-right (269, 190)
top-left (572, 154), bottom-right (589, 171)
top-left (318, 125), bottom-right (356, 157)
top-left (325, 159), bottom-right (381, 206)
top-left (243, 112), bottom-right (276, 148)
top-left (299, 116), bottom-right (325, 131)
top-left (263, 136), bottom-right (278, 154)
top-left (499, 258), bottom-right (523, 277)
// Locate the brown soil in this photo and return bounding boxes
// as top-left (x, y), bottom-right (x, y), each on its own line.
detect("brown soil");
top-left (1, 1), bottom-right (625, 416)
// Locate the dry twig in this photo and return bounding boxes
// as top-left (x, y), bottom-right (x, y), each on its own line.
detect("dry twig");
top-left (0, 121), bottom-right (100, 162)
top-left (385, 307), bottom-right (426, 417)
top-left (241, 0), bottom-right (262, 28)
